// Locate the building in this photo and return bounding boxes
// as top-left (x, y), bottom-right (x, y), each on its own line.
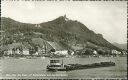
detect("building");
top-left (111, 49), bottom-right (121, 55)
top-left (2, 43), bottom-right (31, 56)
top-left (93, 50), bottom-right (98, 55)
top-left (22, 49), bottom-right (29, 55)
top-left (54, 50), bottom-right (68, 56)
top-left (121, 51), bottom-right (127, 55)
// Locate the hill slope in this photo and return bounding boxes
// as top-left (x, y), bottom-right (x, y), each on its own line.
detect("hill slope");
top-left (0, 16), bottom-right (121, 51)
top-left (113, 42), bottom-right (127, 50)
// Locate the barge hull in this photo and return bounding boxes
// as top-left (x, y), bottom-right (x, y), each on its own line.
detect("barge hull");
top-left (47, 62), bottom-right (116, 71)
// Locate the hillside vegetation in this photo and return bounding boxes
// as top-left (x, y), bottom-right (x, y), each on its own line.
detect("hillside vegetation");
top-left (0, 16), bottom-right (121, 53)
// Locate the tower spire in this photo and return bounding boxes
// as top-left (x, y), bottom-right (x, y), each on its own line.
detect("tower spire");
top-left (63, 14), bottom-right (69, 21)
top-left (64, 14), bottom-right (66, 18)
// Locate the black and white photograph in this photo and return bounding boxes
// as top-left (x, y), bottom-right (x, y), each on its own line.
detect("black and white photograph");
top-left (0, 0), bottom-right (127, 79)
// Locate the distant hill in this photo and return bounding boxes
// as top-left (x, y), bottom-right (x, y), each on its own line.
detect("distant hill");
top-left (0, 16), bottom-right (121, 52)
top-left (113, 42), bottom-right (127, 50)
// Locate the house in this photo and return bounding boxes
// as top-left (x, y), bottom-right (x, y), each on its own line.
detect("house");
top-left (7, 50), bottom-right (13, 55)
top-left (121, 51), bottom-right (127, 55)
top-left (15, 49), bottom-right (20, 54)
top-left (111, 50), bottom-right (117, 54)
top-left (33, 51), bottom-right (39, 55)
top-left (22, 49), bottom-right (29, 55)
top-left (93, 50), bottom-right (98, 55)
top-left (54, 50), bottom-right (68, 56)
top-left (111, 49), bottom-right (121, 55)
top-left (47, 41), bottom-right (68, 55)
top-left (3, 43), bottom-right (31, 56)
top-left (71, 51), bottom-right (74, 55)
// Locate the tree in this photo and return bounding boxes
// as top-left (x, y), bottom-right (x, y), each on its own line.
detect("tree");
top-left (50, 49), bottom-right (56, 52)
top-left (84, 49), bottom-right (93, 55)
top-left (29, 47), bottom-right (36, 56)
top-left (0, 50), bottom-right (4, 57)
top-left (97, 49), bottom-right (105, 55)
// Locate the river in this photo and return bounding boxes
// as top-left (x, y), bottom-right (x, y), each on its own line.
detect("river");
top-left (0, 56), bottom-right (127, 79)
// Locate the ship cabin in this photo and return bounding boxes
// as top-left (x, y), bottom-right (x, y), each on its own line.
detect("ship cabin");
top-left (49, 60), bottom-right (62, 67)
top-left (47, 59), bottom-right (65, 71)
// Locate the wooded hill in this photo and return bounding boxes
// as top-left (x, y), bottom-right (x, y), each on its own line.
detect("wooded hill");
top-left (0, 16), bottom-right (121, 52)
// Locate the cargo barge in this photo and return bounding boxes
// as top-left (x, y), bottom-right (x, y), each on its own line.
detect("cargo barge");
top-left (46, 60), bottom-right (116, 71)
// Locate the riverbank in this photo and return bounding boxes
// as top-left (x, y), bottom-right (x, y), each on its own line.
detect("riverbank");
top-left (0, 54), bottom-right (127, 59)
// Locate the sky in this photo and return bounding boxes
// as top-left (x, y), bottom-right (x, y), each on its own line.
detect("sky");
top-left (1, 1), bottom-right (127, 44)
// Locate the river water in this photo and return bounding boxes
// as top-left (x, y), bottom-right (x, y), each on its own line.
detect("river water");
top-left (0, 56), bottom-right (127, 79)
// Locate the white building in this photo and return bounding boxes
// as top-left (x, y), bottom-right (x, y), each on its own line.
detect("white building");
top-left (122, 51), bottom-right (127, 55)
top-left (34, 52), bottom-right (39, 55)
top-left (93, 50), bottom-right (98, 55)
top-left (7, 50), bottom-right (13, 55)
top-left (15, 49), bottom-right (20, 54)
top-left (22, 49), bottom-right (29, 55)
top-left (71, 51), bottom-right (74, 55)
top-left (54, 50), bottom-right (68, 56)
top-left (111, 50), bottom-right (121, 55)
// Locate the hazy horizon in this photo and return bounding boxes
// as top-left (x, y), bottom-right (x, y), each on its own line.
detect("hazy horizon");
top-left (1, 1), bottom-right (127, 44)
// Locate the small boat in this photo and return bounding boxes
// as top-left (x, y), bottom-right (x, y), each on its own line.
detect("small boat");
top-left (46, 60), bottom-right (116, 71)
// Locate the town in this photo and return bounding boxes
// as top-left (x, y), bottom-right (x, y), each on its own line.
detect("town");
top-left (0, 41), bottom-right (127, 58)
